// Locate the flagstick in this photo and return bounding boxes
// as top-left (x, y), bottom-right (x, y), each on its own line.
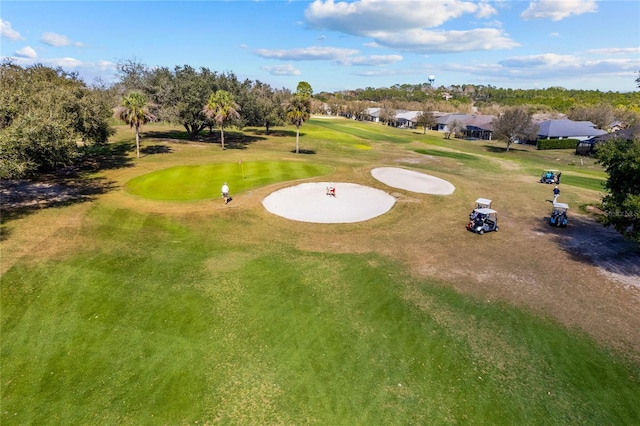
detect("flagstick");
top-left (239, 160), bottom-right (245, 179)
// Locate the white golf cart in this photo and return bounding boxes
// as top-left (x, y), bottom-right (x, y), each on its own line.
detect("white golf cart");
top-left (474, 198), bottom-right (492, 209)
top-left (549, 202), bottom-right (569, 228)
top-left (467, 208), bottom-right (499, 234)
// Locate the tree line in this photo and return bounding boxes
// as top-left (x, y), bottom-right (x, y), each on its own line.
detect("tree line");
top-left (1, 60), bottom-right (638, 241)
top-left (0, 60), bottom-right (314, 177)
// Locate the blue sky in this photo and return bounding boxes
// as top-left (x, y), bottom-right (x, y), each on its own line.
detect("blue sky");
top-left (1, 0), bottom-right (639, 93)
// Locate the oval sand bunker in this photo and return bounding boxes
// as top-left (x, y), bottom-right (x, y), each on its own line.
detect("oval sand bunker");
top-left (371, 167), bottom-right (455, 195)
top-left (262, 182), bottom-right (395, 223)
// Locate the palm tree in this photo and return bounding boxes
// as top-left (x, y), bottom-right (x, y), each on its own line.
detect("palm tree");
top-left (287, 94), bottom-right (311, 154)
top-left (203, 90), bottom-right (240, 150)
top-left (113, 91), bottom-right (155, 158)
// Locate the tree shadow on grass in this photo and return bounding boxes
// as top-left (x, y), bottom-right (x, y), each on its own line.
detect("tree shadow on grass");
top-left (533, 214), bottom-right (640, 286)
top-left (251, 129), bottom-right (301, 138)
top-left (0, 176), bottom-right (118, 241)
top-left (144, 129), bottom-right (191, 141)
top-left (144, 129), bottom-right (266, 149)
top-left (290, 149), bottom-right (316, 155)
top-left (483, 144), bottom-right (529, 153)
top-left (141, 145), bottom-right (172, 156)
top-left (79, 141), bottom-right (135, 171)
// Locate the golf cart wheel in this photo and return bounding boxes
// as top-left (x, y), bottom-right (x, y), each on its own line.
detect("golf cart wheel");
top-left (479, 229), bottom-right (484, 235)
top-left (495, 226), bottom-right (499, 232)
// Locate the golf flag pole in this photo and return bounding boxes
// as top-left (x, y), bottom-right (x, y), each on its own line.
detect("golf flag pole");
top-left (239, 159), bottom-right (245, 179)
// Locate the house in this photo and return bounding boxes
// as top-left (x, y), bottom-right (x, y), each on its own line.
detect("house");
top-left (436, 114), bottom-right (472, 133)
top-left (366, 107), bottom-right (381, 122)
top-left (576, 125), bottom-right (640, 155)
top-left (394, 110), bottom-right (420, 128)
top-left (537, 119), bottom-right (606, 141)
top-left (462, 115), bottom-right (496, 140)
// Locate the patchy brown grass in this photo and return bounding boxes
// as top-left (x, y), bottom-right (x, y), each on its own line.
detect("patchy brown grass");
top-left (3, 121), bottom-right (639, 361)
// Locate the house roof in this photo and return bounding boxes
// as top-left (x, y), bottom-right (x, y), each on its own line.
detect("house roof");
top-left (538, 119), bottom-right (606, 138)
top-left (396, 110), bottom-right (420, 121)
top-left (437, 114), bottom-right (472, 125)
top-left (589, 125), bottom-right (640, 142)
top-left (463, 115), bottom-right (496, 131)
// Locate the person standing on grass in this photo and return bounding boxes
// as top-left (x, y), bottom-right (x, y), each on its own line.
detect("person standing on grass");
top-left (221, 182), bottom-right (230, 204)
top-left (553, 185), bottom-right (560, 203)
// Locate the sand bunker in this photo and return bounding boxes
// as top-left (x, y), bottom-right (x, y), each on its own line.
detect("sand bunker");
top-left (262, 168), bottom-right (454, 223)
top-left (262, 182), bottom-right (395, 223)
top-left (371, 167), bottom-right (455, 195)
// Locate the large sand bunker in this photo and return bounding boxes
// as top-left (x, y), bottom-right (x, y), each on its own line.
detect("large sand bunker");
top-left (262, 182), bottom-right (395, 223)
top-left (262, 168), bottom-right (455, 223)
top-left (371, 167), bottom-right (455, 194)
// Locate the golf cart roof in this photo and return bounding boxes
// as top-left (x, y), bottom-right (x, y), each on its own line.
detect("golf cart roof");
top-left (474, 208), bottom-right (497, 214)
top-left (552, 202), bottom-right (569, 210)
top-left (475, 198), bottom-right (492, 205)
top-left (544, 169), bottom-right (560, 173)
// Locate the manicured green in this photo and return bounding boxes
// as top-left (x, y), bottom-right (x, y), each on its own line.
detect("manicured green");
top-left (126, 161), bottom-right (333, 201)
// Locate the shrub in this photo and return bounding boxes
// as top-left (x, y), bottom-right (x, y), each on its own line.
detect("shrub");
top-left (537, 138), bottom-right (580, 150)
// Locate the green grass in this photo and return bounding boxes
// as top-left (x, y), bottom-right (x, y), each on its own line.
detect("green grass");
top-left (125, 161), bottom-right (333, 201)
top-left (2, 119), bottom-right (639, 424)
top-left (561, 174), bottom-right (606, 192)
top-left (310, 119), bottom-right (412, 144)
top-left (413, 148), bottom-right (480, 162)
top-left (2, 207), bottom-right (638, 424)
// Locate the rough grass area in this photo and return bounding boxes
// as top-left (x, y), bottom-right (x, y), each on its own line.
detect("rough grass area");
top-left (2, 119), bottom-right (639, 424)
top-left (2, 206), bottom-right (638, 424)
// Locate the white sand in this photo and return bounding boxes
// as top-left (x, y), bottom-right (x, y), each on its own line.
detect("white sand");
top-left (262, 182), bottom-right (395, 223)
top-left (262, 168), bottom-right (455, 223)
top-left (371, 167), bottom-right (455, 195)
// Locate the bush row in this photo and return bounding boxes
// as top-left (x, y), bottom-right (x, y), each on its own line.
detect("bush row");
top-left (537, 138), bottom-right (580, 150)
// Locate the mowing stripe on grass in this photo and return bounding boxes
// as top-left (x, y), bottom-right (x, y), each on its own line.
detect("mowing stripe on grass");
top-left (125, 161), bottom-right (332, 201)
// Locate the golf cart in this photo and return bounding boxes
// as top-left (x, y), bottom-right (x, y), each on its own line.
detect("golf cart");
top-left (467, 208), bottom-right (499, 234)
top-left (540, 170), bottom-right (560, 184)
top-left (469, 198), bottom-right (492, 220)
top-left (549, 202), bottom-right (569, 228)
top-left (474, 198), bottom-right (492, 209)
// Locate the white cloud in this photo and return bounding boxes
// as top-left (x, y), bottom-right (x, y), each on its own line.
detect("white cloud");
top-left (261, 64), bottom-right (301, 76)
top-left (15, 46), bottom-right (37, 59)
top-left (305, 0), bottom-right (492, 33)
top-left (41, 32), bottom-right (83, 47)
top-left (521, 0), bottom-right (597, 21)
top-left (371, 28), bottom-right (519, 53)
top-left (0, 54), bottom-right (116, 83)
top-left (304, 0), bottom-right (514, 54)
top-left (336, 54), bottom-right (403, 66)
top-left (587, 47), bottom-right (640, 56)
top-left (256, 46), bottom-right (358, 60)
top-left (1, 19), bottom-right (23, 40)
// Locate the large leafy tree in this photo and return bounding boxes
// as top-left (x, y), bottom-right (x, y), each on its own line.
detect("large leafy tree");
top-left (114, 91), bottom-right (155, 158)
top-left (203, 90), bottom-right (240, 150)
top-left (0, 61), bottom-right (112, 178)
top-left (115, 62), bottom-right (218, 140)
top-left (234, 80), bottom-right (287, 135)
top-left (287, 82), bottom-right (313, 154)
top-left (595, 137), bottom-right (640, 242)
top-left (491, 106), bottom-right (538, 150)
top-left (415, 109), bottom-right (437, 134)
top-left (567, 103), bottom-right (615, 130)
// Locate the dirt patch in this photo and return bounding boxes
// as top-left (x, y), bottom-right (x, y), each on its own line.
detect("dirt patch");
top-left (1, 178), bottom-right (112, 211)
top-left (546, 215), bottom-right (640, 290)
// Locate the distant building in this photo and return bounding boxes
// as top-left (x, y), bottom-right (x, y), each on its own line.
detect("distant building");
top-left (576, 125), bottom-right (640, 155)
top-left (537, 119), bottom-right (606, 141)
